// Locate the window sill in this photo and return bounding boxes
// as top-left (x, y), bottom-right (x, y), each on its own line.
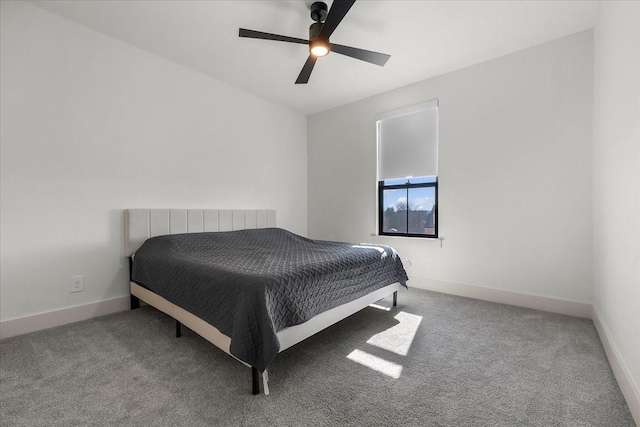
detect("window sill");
top-left (371, 234), bottom-right (444, 247)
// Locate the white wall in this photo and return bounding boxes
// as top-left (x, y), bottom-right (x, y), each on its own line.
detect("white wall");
top-left (0, 1), bottom-right (307, 322)
top-left (593, 0), bottom-right (640, 418)
top-left (308, 31), bottom-right (593, 304)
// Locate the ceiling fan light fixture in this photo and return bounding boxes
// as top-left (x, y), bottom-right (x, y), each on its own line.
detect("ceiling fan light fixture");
top-left (310, 40), bottom-right (329, 57)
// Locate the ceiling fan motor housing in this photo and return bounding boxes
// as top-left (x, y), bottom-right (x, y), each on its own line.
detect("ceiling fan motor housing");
top-left (309, 22), bottom-right (323, 42)
top-left (309, 22), bottom-right (329, 56)
top-left (310, 2), bottom-right (328, 23)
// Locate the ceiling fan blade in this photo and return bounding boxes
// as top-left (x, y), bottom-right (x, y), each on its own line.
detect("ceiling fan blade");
top-left (330, 43), bottom-right (390, 66)
top-left (239, 28), bottom-right (309, 45)
top-left (295, 56), bottom-right (318, 84)
top-left (319, 0), bottom-right (356, 40)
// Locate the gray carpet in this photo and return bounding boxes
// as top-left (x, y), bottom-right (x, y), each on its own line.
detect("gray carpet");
top-left (0, 289), bottom-right (634, 426)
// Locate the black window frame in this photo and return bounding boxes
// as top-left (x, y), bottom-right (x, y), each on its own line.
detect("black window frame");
top-left (378, 179), bottom-right (438, 238)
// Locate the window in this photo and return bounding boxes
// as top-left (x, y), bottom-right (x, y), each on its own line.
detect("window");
top-left (379, 176), bottom-right (437, 237)
top-left (377, 101), bottom-right (438, 238)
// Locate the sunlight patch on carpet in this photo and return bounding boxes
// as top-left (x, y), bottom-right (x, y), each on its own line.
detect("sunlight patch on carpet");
top-left (367, 311), bottom-right (422, 356)
top-left (346, 349), bottom-right (403, 379)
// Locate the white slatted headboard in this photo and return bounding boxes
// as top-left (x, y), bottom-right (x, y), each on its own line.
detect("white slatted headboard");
top-left (125, 209), bottom-right (276, 257)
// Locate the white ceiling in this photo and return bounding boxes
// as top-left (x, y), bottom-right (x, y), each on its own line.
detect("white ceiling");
top-left (30, 0), bottom-right (599, 115)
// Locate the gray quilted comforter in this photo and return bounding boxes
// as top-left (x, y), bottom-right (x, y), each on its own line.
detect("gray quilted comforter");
top-left (131, 228), bottom-right (408, 372)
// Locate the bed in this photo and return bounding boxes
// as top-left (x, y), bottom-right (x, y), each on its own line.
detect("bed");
top-left (125, 209), bottom-right (408, 394)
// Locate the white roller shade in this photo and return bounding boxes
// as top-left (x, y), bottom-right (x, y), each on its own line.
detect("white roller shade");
top-left (377, 102), bottom-right (438, 181)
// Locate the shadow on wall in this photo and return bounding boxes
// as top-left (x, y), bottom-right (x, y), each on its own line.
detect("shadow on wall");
top-left (109, 209), bottom-right (129, 297)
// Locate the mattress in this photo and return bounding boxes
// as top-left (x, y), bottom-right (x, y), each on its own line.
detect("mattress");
top-left (131, 228), bottom-right (408, 372)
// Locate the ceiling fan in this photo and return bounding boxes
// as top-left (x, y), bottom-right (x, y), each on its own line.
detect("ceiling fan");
top-left (239, 0), bottom-right (390, 84)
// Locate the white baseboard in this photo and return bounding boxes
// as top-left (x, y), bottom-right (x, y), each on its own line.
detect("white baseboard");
top-left (408, 276), bottom-right (592, 318)
top-left (591, 306), bottom-right (640, 426)
top-left (0, 296), bottom-right (130, 340)
top-left (0, 280), bottom-right (592, 336)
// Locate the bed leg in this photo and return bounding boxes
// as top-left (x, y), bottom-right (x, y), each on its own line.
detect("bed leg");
top-left (393, 291), bottom-right (397, 307)
top-left (129, 257), bottom-right (140, 310)
top-left (175, 320), bottom-right (182, 338)
top-left (252, 367), bottom-right (260, 395)
top-left (262, 370), bottom-right (270, 395)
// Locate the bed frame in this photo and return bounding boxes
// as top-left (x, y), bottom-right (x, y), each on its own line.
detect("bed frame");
top-left (125, 209), bottom-right (401, 395)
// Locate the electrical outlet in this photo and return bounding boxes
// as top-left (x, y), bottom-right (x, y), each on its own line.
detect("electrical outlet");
top-left (70, 276), bottom-right (84, 293)
top-left (405, 257), bottom-right (413, 267)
